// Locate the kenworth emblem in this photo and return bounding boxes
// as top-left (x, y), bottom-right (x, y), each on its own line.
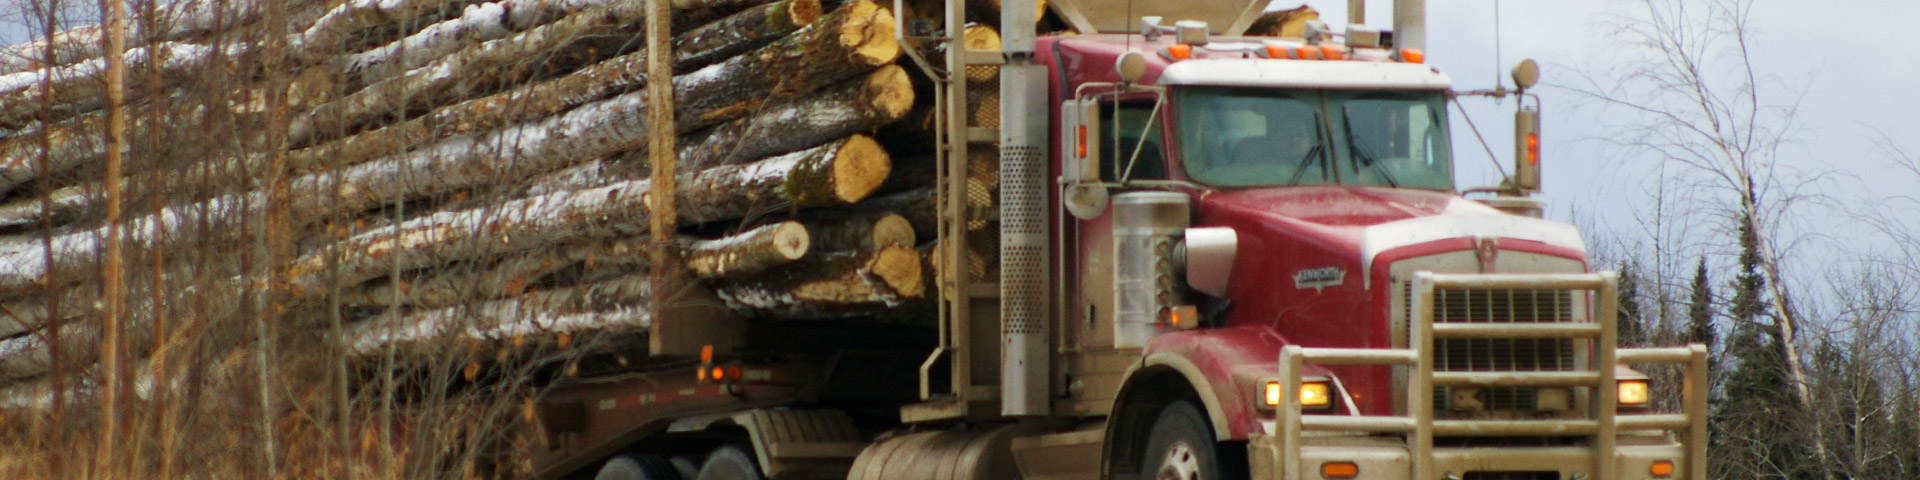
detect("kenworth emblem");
top-left (1293, 267), bottom-right (1346, 292)
top-left (1475, 235), bottom-right (1500, 272)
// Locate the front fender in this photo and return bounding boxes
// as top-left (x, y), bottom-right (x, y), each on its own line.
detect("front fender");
top-left (1115, 325), bottom-right (1312, 440)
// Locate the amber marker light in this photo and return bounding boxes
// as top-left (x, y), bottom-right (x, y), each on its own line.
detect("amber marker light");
top-left (1263, 381), bottom-right (1283, 407)
top-left (1320, 461), bottom-right (1359, 479)
top-left (1525, 132), bottom-right (1541, 165)
top-left (1076, 125), bottom-right (1088, 158)
top-left (1300, 381), bottom-right (1330, 407)
top-left (1398, 48), bottom-right (1425, 63)
top-left (1319, 45), bottom-right (1345, 60)
top-left (1168, 44), bottom-right (1192, 60)
top-left (1618, 379), bottom-right (1650, 406)
top-left (1650, 460), bottom-right (1675, 478)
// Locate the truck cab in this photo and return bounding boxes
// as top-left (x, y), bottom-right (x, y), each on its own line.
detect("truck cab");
top-left (881, 0), bottom-right (1708, 477)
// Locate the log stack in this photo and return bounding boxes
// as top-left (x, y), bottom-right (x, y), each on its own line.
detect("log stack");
top-left (0, 0), bottom-right (1021, 383)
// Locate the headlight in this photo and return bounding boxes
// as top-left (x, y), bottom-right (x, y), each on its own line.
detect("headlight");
top-left (1617, 379), bottom-right (1650, 406)
top-left (1260, 379), bottom-right (1332, 410)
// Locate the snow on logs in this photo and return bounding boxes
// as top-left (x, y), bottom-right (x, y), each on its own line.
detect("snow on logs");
top-left (712, 244), bottom-right (924, 320)
top-left (283, 134), bottom-right (889, 297)
top-left (0, 35), bottom-right (908, 300)
top-left (0, 0), bottom-right (950, 377)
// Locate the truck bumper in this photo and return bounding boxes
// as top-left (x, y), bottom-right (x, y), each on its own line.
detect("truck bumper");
top-left (1244, 433), bottom-right (1681, 478)
top-left (1250, 433), bottom-right (1691, 480)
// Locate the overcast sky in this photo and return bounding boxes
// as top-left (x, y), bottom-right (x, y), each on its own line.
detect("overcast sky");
top-left (2, 0), bottom-right (1915, 287)
top-left (1299, 0), bottom-right (1920, 289)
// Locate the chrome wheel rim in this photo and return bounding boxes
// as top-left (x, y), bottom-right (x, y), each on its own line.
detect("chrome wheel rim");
top-left (1155, 441), bottom-right (1201, 480)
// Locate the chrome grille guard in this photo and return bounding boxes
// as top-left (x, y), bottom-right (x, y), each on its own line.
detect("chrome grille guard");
top-left (1273, 272), bottom-right (1708, 479)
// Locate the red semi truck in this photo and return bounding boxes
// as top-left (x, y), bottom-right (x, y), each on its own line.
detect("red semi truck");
top-left (528, 0), bottom-right (1709, 479)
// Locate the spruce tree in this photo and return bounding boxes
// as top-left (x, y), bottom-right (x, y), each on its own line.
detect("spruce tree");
top-left (1615, 261), bottom-right (1647, 346)
top-left (1687, 258), bottom-right (1716, 351)
top-left (1711, 216), bottom-right (1816, 479)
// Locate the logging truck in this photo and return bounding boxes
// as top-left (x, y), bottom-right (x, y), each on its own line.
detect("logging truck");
top-left (0, 0), bottom-right (1708, 477)
top-left (548, 0), bottom-right (1710, 479)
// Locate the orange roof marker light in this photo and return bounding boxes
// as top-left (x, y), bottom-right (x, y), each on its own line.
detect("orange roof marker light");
top-left (1398, 48), bottom-right (1425, 64)
top-left (1319, 44), bottom-right (1345, 60)
top-left (1167, 43), bottom-right (1192, 60)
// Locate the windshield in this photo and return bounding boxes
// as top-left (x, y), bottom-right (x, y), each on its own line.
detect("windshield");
top-left (1174, 87), bottom-right (1453, 190)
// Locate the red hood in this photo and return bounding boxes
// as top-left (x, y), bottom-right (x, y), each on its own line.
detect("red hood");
top-left (1193, 185), bottom-right (1579, 270)
top-left (1198, 186), bottom-right (1487, 230)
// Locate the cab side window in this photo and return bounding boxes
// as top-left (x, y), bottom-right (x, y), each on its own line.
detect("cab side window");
top-left (1099, 102), bottom-right (1166, 181)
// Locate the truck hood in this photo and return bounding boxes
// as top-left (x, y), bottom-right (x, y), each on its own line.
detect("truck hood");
top-left (1197, 186), bottom-right (1586, 286)
top-left (1200, 186), bottom-right (1461, 228)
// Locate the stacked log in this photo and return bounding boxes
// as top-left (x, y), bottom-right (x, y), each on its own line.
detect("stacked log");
top-left (0, 0), bottom-right (1027, 384)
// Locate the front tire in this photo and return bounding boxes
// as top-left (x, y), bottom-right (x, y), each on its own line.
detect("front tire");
top-left (1142, 401), bottom-right (1228, 480)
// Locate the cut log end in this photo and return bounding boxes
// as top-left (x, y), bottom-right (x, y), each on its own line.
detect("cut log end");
top-left (963, 24), bottom-right (1001, 51)
top-left (787, 0), bottom-right (824, 27)
top-left (962, 25), bottom-right (1002, 83)
top-left (830, 134), bottom-right (890, 204)
top-left (862, 64), bottom-right (916, 121)
top-left (871, 213), bottom-right (914, 248)
top-left (841, 1), bottom-right (900, 67)
top-left (771, 220), bottom-right (811, 260)
top-left (866, 244), bottom-right (923, 298)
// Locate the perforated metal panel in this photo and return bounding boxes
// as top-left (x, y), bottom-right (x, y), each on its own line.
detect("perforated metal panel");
top-left (1001, 142), bottom-right (1047, 340)
top-left (999, 63), bottom-right (1050, 416)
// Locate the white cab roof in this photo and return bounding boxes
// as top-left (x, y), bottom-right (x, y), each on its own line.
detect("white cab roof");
top-left (1160, 59), bottom-right (1452, 91)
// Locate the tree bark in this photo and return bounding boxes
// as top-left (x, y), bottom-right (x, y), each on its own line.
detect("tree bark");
top-left (0, 183), bottom-right (90, 230)
top-left (799, 212), bottom-right (914, 251)
top-left (281, 134), bottom-right (882, 296)
top-left (710, 243), bottom-right (922, 319)
top-left (672, 0), bottom-right (899, 131)
top-left (671, 0), bottom-right (823, 72)
top-left (294, 0), bottom-right (653, 142)
top-left (336, 0), bottom-right (621, 88)
top-left (341, 274), bottom-right (657, 357)
top-left (0, 42), bottom-right (209, 129)
top-left (287, 0), bottom-right (821, 163)
top-left (0, 51), bottom-right (890, 299)
top-left (678, 64), bottom-right (913, 170)
top-left (658, 134), bottom-right (891, 225)
top-left (289, 0), bottom-right (489, 63)
top-left (0, 68), bottom-right (337, 200)
top-left (846, 187), bottom-right (938, 241)
top-left (684, 221), bottom-right (811, 278)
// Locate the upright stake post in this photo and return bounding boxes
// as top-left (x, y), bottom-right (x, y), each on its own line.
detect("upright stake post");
top-left (97, 0), bottom-right (128, 473)
top-left (647, 0), bottom-right (677, 340)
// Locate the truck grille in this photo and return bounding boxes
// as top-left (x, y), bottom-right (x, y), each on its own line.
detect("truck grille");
top-left (1419, 287), bottom-right (1581, 414)
top-left (1430, 288), bottom-right (1577, 372)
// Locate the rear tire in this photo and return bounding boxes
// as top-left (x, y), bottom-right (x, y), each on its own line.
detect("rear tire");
top-left (596, 454), bottom-right (683, 480)
top-left (1142, 401), bottom-right (1232, 480)
top-left (694, 444), bottom-right (766, 480)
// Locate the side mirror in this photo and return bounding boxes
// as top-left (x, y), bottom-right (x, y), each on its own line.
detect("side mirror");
top-left (1115, 50), bottom-right (1146, 84)
top-left (1061, 97), bottom-right (1109, 218)
top-left (1511, 59), bottom-right (1539, 91)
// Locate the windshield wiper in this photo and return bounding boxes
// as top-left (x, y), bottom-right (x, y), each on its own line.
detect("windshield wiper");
top-left (1341, 108), bottom-right (1397, 188)
top-left (1284, 137), bottom-right (1325, 186)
